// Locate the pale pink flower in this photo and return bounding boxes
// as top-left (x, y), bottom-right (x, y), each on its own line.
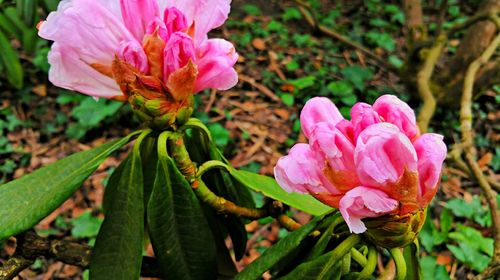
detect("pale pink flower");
top-left (38, 0), bottom-right (238, 99)
top-left (274, 95), bottom-right (447, 233)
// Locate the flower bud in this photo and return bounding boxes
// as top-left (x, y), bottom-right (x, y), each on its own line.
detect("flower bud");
top-left (274, 95), bottom-right (447, 241)
top-left (363, 208), bottom-right (426, 248)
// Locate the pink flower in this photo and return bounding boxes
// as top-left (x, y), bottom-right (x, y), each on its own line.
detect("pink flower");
top-left (274, 95), bottom-right (446, 233)
top-left (38, 0), bottom-right (238, 99)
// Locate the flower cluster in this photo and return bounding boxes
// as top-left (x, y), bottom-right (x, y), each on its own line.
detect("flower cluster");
top-left (38, 0), bottom-right (238, 128)
top-left (274, 95), bottom-right (447, 234)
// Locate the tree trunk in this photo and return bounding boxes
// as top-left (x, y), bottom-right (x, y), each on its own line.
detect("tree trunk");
top-left (437, 0), bottom-right (500, 104)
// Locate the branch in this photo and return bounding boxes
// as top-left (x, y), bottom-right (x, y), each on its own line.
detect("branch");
top-left (446, 12), bottom-right (500, 38)
top-left (416, 34), bottom-right (446, 132)
top-left (293, 0), bottom-right (399, 74)
top-left (459, 32), bottom-right (500, 278)
top-left (0, 231), bottom-right (161, 280)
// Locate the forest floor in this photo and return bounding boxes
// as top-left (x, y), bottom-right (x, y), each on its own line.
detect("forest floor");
top-left (1, 0), bottom-right (499, 279)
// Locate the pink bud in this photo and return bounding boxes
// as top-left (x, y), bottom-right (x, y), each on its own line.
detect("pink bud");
top-left (373, 95), bottom-right (419, 140)
top-left (355, 123), bottom-right (418, 188)
top-left (339, 187), bottom-right (398, 234)
top-left (300, 97), bottom-right (343, 139)
top-left (414, 133), bottom-right (447, 205)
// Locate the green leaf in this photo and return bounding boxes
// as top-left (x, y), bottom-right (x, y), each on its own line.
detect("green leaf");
top-left (281, 93), bottom-right (295, 106)
top-left (403, 242), bottom-right (422, 280)
top-left (288, 76), bottom-right (316, 90)
top-left (235, 215), bottom-right (323, 280)
top-left (340, 65), bottom-right (373, 91)
top-left (420, 256), bottom-right (450, 280)
top-left (327, 80), bottom-right (353, 97)
top-left (208, 123), bottom-right (230, 147)
top-left (279, 235), bottom-right (360, 280)
top-left (0, 132), bottom-right (140, 240)
top-left (282, 7), bottom-right (302, 21)
top-left (90, 131), bottom-right (149, 280)
top-left (184, 128), bottom-right (253, 261)
top-left (365, 31), bottom-right (395, 51)
top-left (228, 168), bottom-right (331, 216)
top-left (71, 211), bottom-right (102, 239)
top-left (72, 97), bottom-right (123, 127)
top-left (147, 133), bottom-right (217, 279)
top-left (0, 29), bottom-right (23, 89)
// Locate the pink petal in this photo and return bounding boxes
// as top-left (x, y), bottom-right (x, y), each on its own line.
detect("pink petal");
top-left (350, 102), bottom-right (381, 140)
top-left (194, 39), bottom-right (238, 92)
top-left (47, 43), bottom-right (122, 99)
top-left (355, 123), bottom-right (418, 188)
top-left (300, 97), bottom-right (343, 139)
top-left (165, 0), bottom-right (231, 43)
top-left (413, 133), bottom-right (447, 202)
top-left (119, 40), bottom-right (149, 73)
top-left (39, 0), bottom-right (134, 63)
top-left (163, 32), bottom-right (196, 80)
top-left (373, 95), bottom-right (419, 140)
top-left (309, 122), bottom-right (355, 171)
top-left (274, 144), bottom-right (338, 195)
top-left (120, 0), bottom-right (160, 41)
top-left (339, 186), bottom-right (398, 233)
top-left (163, 7), bottom-right (188, 35)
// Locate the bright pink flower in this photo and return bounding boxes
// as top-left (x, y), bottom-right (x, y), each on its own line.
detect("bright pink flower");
top-left (38, 0), bottom-right (238, 99)
top-left (274, 95), bottom-right (447, 233)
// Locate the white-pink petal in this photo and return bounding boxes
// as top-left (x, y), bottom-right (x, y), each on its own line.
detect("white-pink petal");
top-left (300, 97), bottom-right (344, 139)
top-left (355, 123), bottom-right (418, 188)
top-left (48, 43), bottom-right (122, 98)
top-left (339, 186), bottom-right (398, 233)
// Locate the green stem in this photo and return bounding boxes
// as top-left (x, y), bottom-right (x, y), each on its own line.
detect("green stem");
top-left (357, 246), bottom-right (377, 280)
top-left (178, 118), bottom-right (212, 141)
top-left (318, 234), bottom-right (361, 279)
top-left (193, 180), bottom-right (267, 219)
top-left (350, 247), bottom-right (368, 267)
top-left (390, 248), bottom-right (407, 280)
top-left (196, 160), bottom-right (229, 178)
top-left (168, 133), bottom-right (197, 182)
top-left (341, 252), bottom-right (351, 275)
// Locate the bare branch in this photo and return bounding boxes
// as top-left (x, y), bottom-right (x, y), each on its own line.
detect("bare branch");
top-left (459, 32), bottom-right (500, 279)
top-left (416, 34), bottom-right (446, 132)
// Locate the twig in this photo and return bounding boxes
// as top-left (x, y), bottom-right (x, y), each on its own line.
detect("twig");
top-left (238, 74), bottom-right (281, 102)
top-left (0, 231), bottom-right (161, 279)
top-left (416, 34), bottom-right (446, 132)
top-left (277, 214), bottom-right (302, 231)
top-left (293, 0), bottom-right (399, 74)
top-left (459, 32), bottom-right (500, 279)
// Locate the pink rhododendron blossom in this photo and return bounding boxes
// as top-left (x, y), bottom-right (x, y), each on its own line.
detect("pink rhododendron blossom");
top-left (274, 95), bottom-right (447, 234)
top-left (38, 0), bottom-right (238, 99)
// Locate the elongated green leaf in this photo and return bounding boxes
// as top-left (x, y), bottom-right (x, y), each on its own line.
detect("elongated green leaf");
top-left (90, 131), bottom-right (149, 280)
top-left (229, 169), bottom-right (331, 216)
top-left (185, 130), bottom-right (252, 261)
top-left (0, 29), bottom-right (22, 89)
top-left (17, 0), bottom-right (36, 27)
top-left (404, 241), bottom-right (422, 280)
top-left (0, 13), bottom-right (21, 39)
top-left (147, 134), bottom-right (217, 280)
top-left (0, 132), bottom-right (140, 240)
top-left (235, 215), bottom-right (323, 280)
top-left (279, 235), bottom-right (360, 280)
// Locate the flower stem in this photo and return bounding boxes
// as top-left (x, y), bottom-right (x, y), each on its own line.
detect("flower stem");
top-left (196, 160), bottom-right (229, 178)
top-left (357, 246), bottom-right (377, 280)
top-left (350, 247), bottom-right (368, 267)
top-left (318, 235), bottom-right (361, 279)
top-left (194, 180), bottom-right (267, 219)
top-left (390, 248), bottom-right (407, 280)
